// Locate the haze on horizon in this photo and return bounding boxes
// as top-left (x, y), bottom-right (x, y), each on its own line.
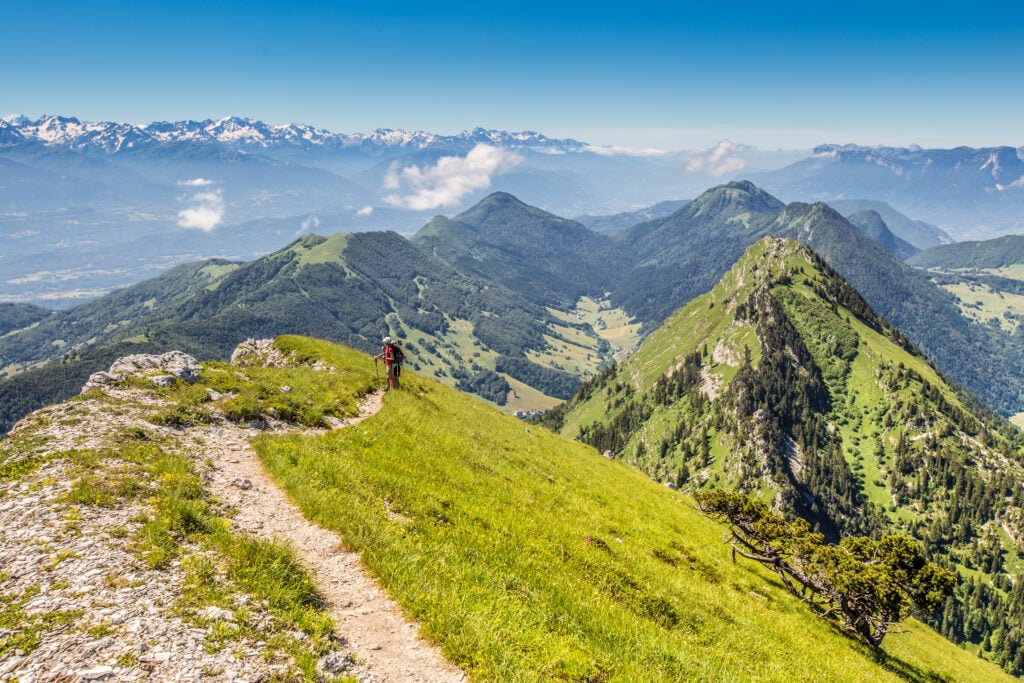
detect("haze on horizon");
top-left (3, 1), bottom-right (1023, 151)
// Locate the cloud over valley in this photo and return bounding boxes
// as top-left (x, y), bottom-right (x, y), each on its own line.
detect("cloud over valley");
top-left (383, 144), bottom-right (522, 210)
top-left (684, 141), bottom-right (750, 177)
top-left (177, 180), bottom-right (225, 231)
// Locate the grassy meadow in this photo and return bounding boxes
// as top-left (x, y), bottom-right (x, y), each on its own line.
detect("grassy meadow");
top-left (245, 337), bottom-right (1009, 682)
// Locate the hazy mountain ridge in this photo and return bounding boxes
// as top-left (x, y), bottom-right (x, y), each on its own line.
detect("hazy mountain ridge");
top-left (755, 144), bottom-right (1024, 239)
top-left (827, 198), bottom-right (952, 250)
top-left (574, 199), bottom-right (690, 235)
top-left (845, 209), bottom-right (919, 261)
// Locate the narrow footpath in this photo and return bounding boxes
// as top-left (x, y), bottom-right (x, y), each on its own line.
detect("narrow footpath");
top-left (0, 383), bottom-right (466, 682)
top-left (197, 390), bottom-right (466, 683)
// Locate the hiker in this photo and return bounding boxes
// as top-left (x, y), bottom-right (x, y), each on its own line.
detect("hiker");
top-left (374, 336), bottom-right (404, 390)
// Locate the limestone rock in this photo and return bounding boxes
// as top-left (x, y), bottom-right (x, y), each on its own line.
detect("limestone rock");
top-left (80, 371), bottom-right (122, 394)
top-left (231, 338), bottom-right (288, 368)
top-left (232, 338), bottom-right (333, 371)
top-left (82, 351), bottom-right (202, 393)
top-left (110, 351), bottom-right (201, 383)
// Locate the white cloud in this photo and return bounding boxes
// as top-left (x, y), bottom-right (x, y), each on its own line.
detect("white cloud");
top-left (684, 141), bottom-right (751, 177)
top-left (383, 144), bottom-right (522, 210)
top-left (356, 205), bottom-right (375, 216)
top-left (996, 176), bottom-right (1024, 191)
top-left (300, 214), bottom-right (320, 232)
top-left (582, 145), bottom-right (666, 157)
top-left (177, 189), bottom-right (225, 231)
top-left (177, 177), bottom-right (215, 187)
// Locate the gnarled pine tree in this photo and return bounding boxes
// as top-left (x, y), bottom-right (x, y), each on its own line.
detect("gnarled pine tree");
top-left (695, 489), bottom-right (954, 646)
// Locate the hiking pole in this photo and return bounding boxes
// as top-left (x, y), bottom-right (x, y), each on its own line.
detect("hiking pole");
top-left (374, 358), bottom-right (381, 388)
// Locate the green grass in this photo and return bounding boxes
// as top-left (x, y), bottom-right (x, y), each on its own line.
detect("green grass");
top-left (291, 233), bottom-right (353, 267)
top-left (558, 296), bottom-right (641, 352)
top-left (940, 280), bottom-right (1024, 333)
top-left (249, 341), bottom-right (1010, 682)
top-left (201, 335), bottom-right (379, 426)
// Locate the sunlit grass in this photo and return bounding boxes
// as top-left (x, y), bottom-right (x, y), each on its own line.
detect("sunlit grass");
top-left (251, 341), bottom-right (1011, 681)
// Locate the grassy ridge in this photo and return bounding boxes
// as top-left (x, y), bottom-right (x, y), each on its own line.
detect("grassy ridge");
top-left (250, 338), bottom-right (1007, 682)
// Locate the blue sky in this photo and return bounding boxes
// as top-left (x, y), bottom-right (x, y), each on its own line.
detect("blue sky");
top-left (4, 1), bottom-right (1022, 150)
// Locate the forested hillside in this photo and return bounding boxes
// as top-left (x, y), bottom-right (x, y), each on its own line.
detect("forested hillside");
top-left (6, 182), bottom-right (1024, 437)
top-left (412, 192), bottom-right (618, 307)
top-left (0, 302), bottom-right (51, 336)
top-left (0, 230), bottom-right (612, 433)
top-left (909, 235), bottom-right (1024, 270)
top-left (602, 183), bottom-right (1024, 414)
top-left (548, 237), bottom-right (1024, 675)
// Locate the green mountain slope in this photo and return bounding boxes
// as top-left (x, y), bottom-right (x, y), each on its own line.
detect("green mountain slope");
top-left (827, 198), bottom-right (952, 250)
top-left (608, 182), bottom-right (1024, 415)
top-left (846, 209), bottom-right (919, 261)
top-left (612, 180), bottom-right (785, 325)
top-left (140, 334), bottom-right (1005, 682)
top-left (770, 202), bottom-right (1024, 415)
top-left (0, 259), bottom-right (241, 378)
top-left (412, 192), bottom-right (618, 307)
top-left (549, 237), bottom-right (1024, 675)
top-left (0, 302), bottom-right (51, 337)
top-left (909, 235), bottom-right (1024, 270)
top-left (0, 230), bottom-right (619, 433)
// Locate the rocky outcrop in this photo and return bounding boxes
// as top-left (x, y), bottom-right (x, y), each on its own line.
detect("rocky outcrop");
top-left (3, 347), bottom-right (463, 683)
top-left (230, 338), bottom-right (288, 368)
top-left (231, 338), bottom-right (331, 371)
top-left (81, 351), bottom-right (202, 393)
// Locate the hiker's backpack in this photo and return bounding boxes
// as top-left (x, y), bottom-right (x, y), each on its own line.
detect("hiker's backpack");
top-left (393, 343), bottom-right (405, 364)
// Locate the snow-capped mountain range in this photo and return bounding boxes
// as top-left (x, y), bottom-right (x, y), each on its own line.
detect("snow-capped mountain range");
top-left (0, 114), bottom-right (588, 155)
top-left (3, 113), bottom-right (1023, 306)
top-left (0, 114), bottom-right (691, 306)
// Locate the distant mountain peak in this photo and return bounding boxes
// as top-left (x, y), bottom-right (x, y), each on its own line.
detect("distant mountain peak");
top-left (688, 180), bottom-right (786, 217)
top-left (475, 190), bottom-right (527, 207)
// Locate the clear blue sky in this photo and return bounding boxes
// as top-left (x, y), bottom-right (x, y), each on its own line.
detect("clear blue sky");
top-left (4, 1), bottom-right (1022, 150)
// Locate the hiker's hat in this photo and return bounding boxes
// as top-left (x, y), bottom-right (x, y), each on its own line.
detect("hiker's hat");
top-left (382, 336), bottom-right (392, 344)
